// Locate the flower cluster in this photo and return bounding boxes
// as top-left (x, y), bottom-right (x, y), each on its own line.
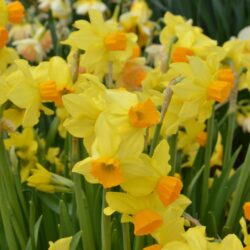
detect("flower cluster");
top-left (1, 1), bottom-right (250, 250)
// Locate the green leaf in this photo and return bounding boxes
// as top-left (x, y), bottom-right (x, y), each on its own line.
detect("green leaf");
top-left (224, 145), bottom-right (250, 234)
top-left (187, 165), bottom-right (205, 197)
top-left (59, 200), bottom-right (74, 237)
top-left (210, 145), bottom-right (242, 203)
top-left (26, 215), bottom-right (43, 250)
top-left (38, 193), bottom-right (60, 214)
top-left (70, 231), bottom-right (82, 250)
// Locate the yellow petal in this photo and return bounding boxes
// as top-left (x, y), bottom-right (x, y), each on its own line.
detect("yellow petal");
top-left (72, 157), bottom-right (98, 184)
top-left (152, 140), bottom-right (171, 176)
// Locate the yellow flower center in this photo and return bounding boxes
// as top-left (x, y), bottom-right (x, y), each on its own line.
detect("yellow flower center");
top-left (243, 202), bottom-right (250, 221)
top-left (105, 32), bottom-right (127, 51)
top-left (207, 80), bottom-right (232, 103)
top-left (128, 99), bottom-right (160, 128)
top-left (197, 131), bottom-right (207, 147)
top-left (172, 47), bottom-right (194, 63)
top-left (39, 80), bottom-right (73, 106)
top-left (7, 1), bottom-right (25, 24)
top-left (133, 209), bottom-right (163, 236)
top-left (155, 176), bottom-right (183, 207)
top-left (0, 28), bottom-right (8, 49)
top-left (91, 157), bottom-right (124, 188)
top-left (217, 68), bottom-right (234, 87)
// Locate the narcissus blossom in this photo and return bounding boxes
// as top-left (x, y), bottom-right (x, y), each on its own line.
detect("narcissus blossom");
top-left (7, 57), bottom-right (74, 127)
top-left (64, 10), bottom-right (137, 78)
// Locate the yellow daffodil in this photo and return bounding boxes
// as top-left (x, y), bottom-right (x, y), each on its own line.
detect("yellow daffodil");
top-left (105, 191), bottom-right (189, 237)
top-left (46, 147), bottom-right (64, 173)
top-left (105, 192), bottom-right (164, 236)
top-left (176, 119), bottom-right (206, 167)
top-left (151, 196), bottom-right (191, 247)
top-left (63, 74), bottom-right (106, 151)
top-left (0, 0), bottom-right (25, 26)
top-left (119, 0), bottom-right (154, 46)
top-left (222, 39), bottom-right (250, 90)
top-left (240, 217), bottom-right (250, 247)
top-left (48, 236), bottom-right (72, 250)
top-left (0, 0), bottom-right (24, 47)
top-left (0, 47), bottom-right (18, 73)
top-left (141, 68), bottom-right (171, 106)
top-left (27, 163), bottom-right (74, 193)
top-left (101, 89), bottom-right (160, 151)
top-left (160, 12), bottom-right (224, 66)
top-left (171, 57), bottom-right (232, 122)
top-left (63, 10), bottom-right (137, 78)
top-left (217, 234), bottom-right (244, 250)
top-left (116, 57), bottom-right (149, 91)
top-left (7, 56), bottom-right (74, 127)
top-left (121, 140), bottom-right (183, 208)
top-left (157, 226), bottom-right (207, 250)
top-left (178, 119), bottom-right (206, 151)
top-left (72, 113), bottom-right (149, 188)
top-left (4, 128), bottom-right (38, 181)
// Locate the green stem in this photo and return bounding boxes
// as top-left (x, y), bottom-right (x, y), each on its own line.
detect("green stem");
top-left (134, 236), bottom-right (144, 250)
top-left (149, 122), bottom-right (162, 157)
top-left (71, 137), bottom-right (96, 250)
top-left (0, 181), bottom-right (19, 250)
top-left (73, 174), bottom-right (96, 250)
top-left (101, 188), bottom-right (111, 250)
top-left (164, 36), bottom-right (178, 73)
top-left (149, 76), bottom-right (183, 156)
top-left (200, 109), bottom-right (215, 222)
top-left (168, 133), bottom-right (178, 175)
top-left (122, 223), bottom-right (131, 250)
top-left (45, 117), bottom-right (60, 151)
top-left (223, 67), bottom-right (246, 168)
top-left (29, 201), bottom-right (36, 250)
top-left (49, 11), bottom-right (59, 55)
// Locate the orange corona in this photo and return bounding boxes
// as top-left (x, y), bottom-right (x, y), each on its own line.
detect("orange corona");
top-left (172, 47), bottom-right (194, 63)
top-left (207, 81), bottom-right (231, 103)
top-left (7, 1), bottom-right (25, 24)
top-left (155, 176), bottom-right (183, 207)
top-left (105, 32), bottom-right (127, 51)
top-left (0, 28), bottom-right (8, 48)
top-left (91, 157), bottom-right (124, 188)
top-left (129, 99), bottom-right (160, 128)
top-left (133, 209), bottom-right (163, 235)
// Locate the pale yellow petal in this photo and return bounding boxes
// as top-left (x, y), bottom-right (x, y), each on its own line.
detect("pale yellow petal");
top-left (72, 157), bottom-right (98, 184)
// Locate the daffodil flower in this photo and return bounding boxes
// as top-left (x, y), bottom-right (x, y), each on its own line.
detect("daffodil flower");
top-left (73, 113), bottom-right (149, 188)
top-left (7, 57), bottom-right (74, 127)
top-left (63, 9), bottom-right (137, 78)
